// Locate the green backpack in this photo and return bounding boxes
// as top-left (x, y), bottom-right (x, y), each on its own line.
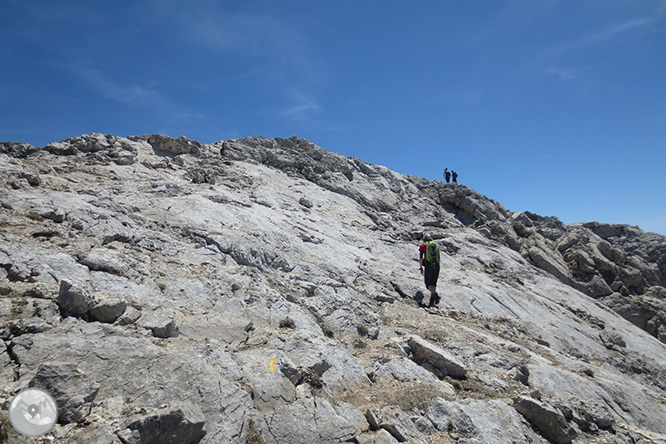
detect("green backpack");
top-left (425, 241), bottom-right (439, 263)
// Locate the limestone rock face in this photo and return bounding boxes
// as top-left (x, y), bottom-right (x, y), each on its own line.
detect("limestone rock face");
top-left (1, 133), bottom-right (665, 443)
top-left (432, 186), bottom-right (666, 344)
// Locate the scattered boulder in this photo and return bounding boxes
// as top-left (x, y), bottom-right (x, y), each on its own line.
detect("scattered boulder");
top-left (58, 281), bottom-right (127, 324)
top-left (89, 295), bottom-right (127, 323)
top-left (58, 280), bottom-right (93, 315)
top-left (137, 312), bottom-right (179, 338)
top-left (408, 335), bottom-right (467, 378)
top-left (599, 329), bottom-right (627, 350)
top-left (298, 197), bottom-right (313, 208)
top-left (115, 305), bottom-right (142, 326)
top-left (365, 407), bottom-right (421, 442)
top-left (513, 395), bottom-right (579, 444)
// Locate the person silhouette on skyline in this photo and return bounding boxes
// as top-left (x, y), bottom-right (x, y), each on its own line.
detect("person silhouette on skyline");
top-left (443, 168), bottom-right (451, 183)
top-left (452, 171), bottom-right (458, 183)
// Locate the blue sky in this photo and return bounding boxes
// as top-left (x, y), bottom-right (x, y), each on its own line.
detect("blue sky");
top-left (2, 0), bottom-right (665, 234)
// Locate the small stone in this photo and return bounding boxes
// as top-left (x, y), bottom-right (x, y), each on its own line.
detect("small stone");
top-left (90, 298), bottom-right (127, 323)
top-left (58, 280), bottom-right (93, 315)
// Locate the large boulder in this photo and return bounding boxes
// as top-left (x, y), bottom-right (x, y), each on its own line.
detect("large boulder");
top-left (407, 335), bottom-right (467, 379)
top-left (513, 395), bottom-right (578, 444)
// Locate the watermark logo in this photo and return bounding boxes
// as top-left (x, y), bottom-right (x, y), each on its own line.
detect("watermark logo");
top-left (8, 388), bottom-right (58, 437)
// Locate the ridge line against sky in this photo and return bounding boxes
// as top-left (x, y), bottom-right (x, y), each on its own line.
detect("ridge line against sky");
top-left (1, 0), bottom-right (665, 234)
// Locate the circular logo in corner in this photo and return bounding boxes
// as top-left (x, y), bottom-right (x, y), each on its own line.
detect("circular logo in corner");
top-left (8, 388), bottom-right (58, 437)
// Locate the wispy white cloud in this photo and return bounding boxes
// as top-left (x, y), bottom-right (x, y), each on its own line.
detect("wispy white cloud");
top-left (77, 67), bottom-right (163, 106)
top-left (586, 18), bottom-right (652, 43)
top-left (538, 7), bottom-right (662, 90)
top-left (551, 16), bottom-right (656, 54)
top-left (148, 0), bottom-right (323, 88)
top-left (66, 63), bottom-right (204, 123)
top-left (278, 91), bottom-right (322, 125)
top-left (544, 66), bottom-right (587, 81)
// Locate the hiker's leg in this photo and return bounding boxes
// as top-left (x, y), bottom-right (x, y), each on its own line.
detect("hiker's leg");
top-left (428, 285), bottom-right (437, 305)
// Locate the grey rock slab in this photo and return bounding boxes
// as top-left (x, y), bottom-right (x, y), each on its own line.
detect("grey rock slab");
top-left (136, 309), bottom-right (179, 338)
top-left (9, 320), bottom-right (251, 443)
top-left (156, 278), bottom-right (214, 307)
top-left (513, 395), bottom-right (578, 444)
top-left (428, 398), bottom-right (543, 444)
top-left (281, 337), bottom-right (371, 396)
top-left (178, 314), bottom-right (249, 347)
top-left (125, 402), bottom-right (207, 444)
top-left (115, 304), bottom-right (142, 326)
top-left (66, 426), bottom-right (124, 444)
top-left (371, 357), bottom-right (456, 397)
top-left (356, 429), bottom-right (400, 444)
top-left (0, 141), bottom-right (38, 158)
top-left (234, 349), bottom-right (297, 411)
top-left (29, 362), bottom-right (100, 423)
top-left (1, 231), bottom-right (90, 285)
top-left (365, 406), bottom-right (422, 442)
top-left (526, 362), bottom-right (666, 434)
top-left (80, 248), bottom-right (129, 275)
top-left (144, 134), bottom-right (202, 155)
top-left (599, 329), bottom-right (627, 349)
top-left (89, 293), bottom-right (127, 323)
top-left (265, 396), bottom-right (358, 444)
top-left (528, 246), bottom-right (572, 283)
top-left (408, 335), bottom-right (467, 378)
top-left (334, 401), bottom-right (369, 435)
top-left (87, 271), bottom-right (164, 312)
top-left (7, 297), bottom-right (61, 335)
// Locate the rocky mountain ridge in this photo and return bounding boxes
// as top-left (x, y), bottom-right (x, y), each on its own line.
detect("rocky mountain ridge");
top-left (1, 133), bottom-right (665, 443)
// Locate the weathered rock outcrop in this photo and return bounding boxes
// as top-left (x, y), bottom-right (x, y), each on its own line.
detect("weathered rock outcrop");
top-left (1, 133), bottom-right (665, 443)
top-left (422, 177), bottom-right (666, 344)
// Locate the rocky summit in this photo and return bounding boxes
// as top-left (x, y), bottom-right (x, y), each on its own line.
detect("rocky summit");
top-left (1, 133), bottom-right (665, 444)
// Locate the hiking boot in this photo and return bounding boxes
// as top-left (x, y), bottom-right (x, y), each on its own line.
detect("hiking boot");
top-left (433, 293), bottom-right (440, 306)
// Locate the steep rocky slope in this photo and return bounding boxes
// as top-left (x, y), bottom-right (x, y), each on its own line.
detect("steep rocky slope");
top-left (1, 134), bottom-right (665, 444)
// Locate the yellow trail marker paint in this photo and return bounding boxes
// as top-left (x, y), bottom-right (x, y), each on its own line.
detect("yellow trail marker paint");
top-left (268, 356), bottom-right (277, 372)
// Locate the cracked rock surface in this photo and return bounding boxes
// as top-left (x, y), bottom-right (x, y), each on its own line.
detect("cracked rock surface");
top-left (1, 134), bottom-right (665, 443)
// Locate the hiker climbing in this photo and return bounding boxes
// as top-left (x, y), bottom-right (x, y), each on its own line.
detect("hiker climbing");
top-left (452, 170), bottom-right (458, 183)
top-left (443, 168), bottom-right (451, 183)
top-left (419, 233), bottom-right (441, 307)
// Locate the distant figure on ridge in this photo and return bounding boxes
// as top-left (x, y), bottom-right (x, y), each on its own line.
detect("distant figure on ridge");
top-left (452, 171), bottom-right (458, 183)
top-left (419, 233), bottom-right (441, 307)
top-left (443, 168), bottom-right (451, 183)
